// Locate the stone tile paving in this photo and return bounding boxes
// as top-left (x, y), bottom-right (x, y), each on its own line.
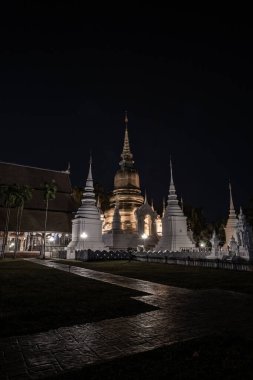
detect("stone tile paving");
top-left (1, 258), bottom-right (253, 379)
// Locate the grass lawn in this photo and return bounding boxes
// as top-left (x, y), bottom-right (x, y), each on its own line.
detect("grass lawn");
top-left (49, 334), bottom-right (253, 380)
top-left (54, 260), bottom-right (253, 294)
top-left (0, 260), bottom-right (155, 338)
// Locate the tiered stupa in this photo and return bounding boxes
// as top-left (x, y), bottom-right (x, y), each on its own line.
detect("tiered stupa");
top-left (154, 159), bottom-right (195, 252)
top-left (103, 112), bottom-right (144, 249)
top-left (67, 158), bottom-right (107, 258)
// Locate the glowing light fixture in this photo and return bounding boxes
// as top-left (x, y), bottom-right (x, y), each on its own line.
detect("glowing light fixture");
top-left (80, 232), bottom-right (88, 239)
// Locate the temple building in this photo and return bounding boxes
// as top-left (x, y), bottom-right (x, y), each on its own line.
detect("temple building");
top-left (154, 159), bottom-right (195, 252)
top-left (0, 161), bottom-right (75, 256)
top-left (67, 158), bottom-right (107, 258)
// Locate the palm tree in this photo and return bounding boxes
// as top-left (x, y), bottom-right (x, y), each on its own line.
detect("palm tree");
top-left (41, 181), bottom-right (57, 259)
top-left (0, 185), bottom-right (18, 258)
top-left (13, 185), bottom-right (33, 259)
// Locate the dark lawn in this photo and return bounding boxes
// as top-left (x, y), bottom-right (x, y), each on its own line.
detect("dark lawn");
top-left (54, 260), bottom-right (253, 294)
top-left (49, 334), bottom-right (253, 380)
top-left (0, 260), bottom-right (155, 338)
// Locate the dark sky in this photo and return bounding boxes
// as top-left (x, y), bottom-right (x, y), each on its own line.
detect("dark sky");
top-left (1, 6), bottom-right (253, 221)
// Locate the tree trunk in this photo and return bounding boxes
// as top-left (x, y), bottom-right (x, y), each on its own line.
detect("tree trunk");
top-left (43, 199), bottom-right (49, 259)
top-left (1, 207), bottom-right (11, 259)
top-left (14, 207), bottom-right (20, 259)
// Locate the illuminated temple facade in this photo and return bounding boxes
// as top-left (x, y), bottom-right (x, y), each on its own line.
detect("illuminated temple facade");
top-left (102, 113), bottom-right (159, 249)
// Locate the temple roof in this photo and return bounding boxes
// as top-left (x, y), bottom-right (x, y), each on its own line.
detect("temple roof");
top-left (0, 161), bottom-right (76, 232)
top-left (0, 161), bottom-right (72, 192)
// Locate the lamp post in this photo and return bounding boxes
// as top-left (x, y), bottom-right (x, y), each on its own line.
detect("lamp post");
top-left (80, 232), bottom-right (88, 251)
top-left (141, 233), bottom-right (148, 252)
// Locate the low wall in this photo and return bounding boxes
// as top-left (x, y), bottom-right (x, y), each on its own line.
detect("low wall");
top-left (75, 250), bottom-right (131, 261)
top-left (134, 254), bottom-right (252, 272)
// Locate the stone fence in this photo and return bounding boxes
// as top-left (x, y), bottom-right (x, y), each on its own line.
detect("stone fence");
top-left (75, 250), bottom-right (131, 261)
top-left (134, 253), bottom-right (252, 271)
top-left (53, 248), bottom-right (252, 271)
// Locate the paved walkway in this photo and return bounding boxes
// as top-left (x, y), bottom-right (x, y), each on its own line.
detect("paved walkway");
top-left (1, 259), bottom-right (253, 379)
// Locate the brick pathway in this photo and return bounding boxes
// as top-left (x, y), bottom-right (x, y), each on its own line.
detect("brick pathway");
top-left (1, 259), bottom-right (253, 379)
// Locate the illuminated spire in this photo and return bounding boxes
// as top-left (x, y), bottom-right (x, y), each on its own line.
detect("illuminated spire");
top-left (181, 196), bottom-right (184, 211)
top-left (120, 111), bottom-right (134, 167)
top-left (229, 181), bottom-right (236, 217)
top-left (75, 156), bottom-right (100, 219)
top-left (166, 157), bottom-right (184, 216)
top-left (169, 157), bottom-right (176, 195)
top-left (151, 199), bottom-right (154, 211)
top-left (124, 110), bottom-right (128, 126)
top-left (86, 154), bottom-right (93, 187)
top-left (144, 189), bottom-right (147, 204)
top-left (170, 156), bottom-right (174, 186)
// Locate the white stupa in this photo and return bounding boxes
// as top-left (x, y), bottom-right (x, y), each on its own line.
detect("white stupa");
top-left (223, 182), bottom-right (238, 251)
top-left (236, 207), bottom-right (253, 259)
top-left (67, 158), bottom-right (108, 258)
top-left (154, 159), bottom-right (195, 252)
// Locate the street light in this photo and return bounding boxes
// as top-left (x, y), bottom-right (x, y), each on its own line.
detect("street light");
top-left (80, 232), bottom-right (88, 250)
top-left (142, 233), bottom-right (148, 251)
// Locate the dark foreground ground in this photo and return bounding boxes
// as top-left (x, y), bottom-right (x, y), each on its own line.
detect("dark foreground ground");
top-left (1, 259), bottom-right (253, 379)
top-left (48, 334), bottom-right (253, 380)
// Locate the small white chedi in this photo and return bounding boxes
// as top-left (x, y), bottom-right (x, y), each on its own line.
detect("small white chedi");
top-left (154, 159), bottom-right (195, 252)
top-left (67, 158), bottom-right (107, 258)
top-left (219, 183), bottom-right (253, 259)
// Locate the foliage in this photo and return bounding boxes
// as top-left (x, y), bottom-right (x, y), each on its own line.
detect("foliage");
top-left (71, 186), bottom-right (83, 206)
top-left (0, 185), bottom-right (33, 258)
top-left (71, 182), bottom-right (110, 211)
top-left (13, 185), bottom-right (33, 258)
top-left (41, 180), bottom-right (57, 258)
top-left (94, 182), bottom-right (110, 211)
top-left (245, 197), bottom-right (253, 228)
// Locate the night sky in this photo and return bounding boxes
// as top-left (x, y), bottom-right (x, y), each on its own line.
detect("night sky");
top-left (1, 6), bottom-right (253, 221)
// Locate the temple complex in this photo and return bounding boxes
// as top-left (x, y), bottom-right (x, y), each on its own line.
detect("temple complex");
top-left (1, 114), bottom-right (253, 259)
